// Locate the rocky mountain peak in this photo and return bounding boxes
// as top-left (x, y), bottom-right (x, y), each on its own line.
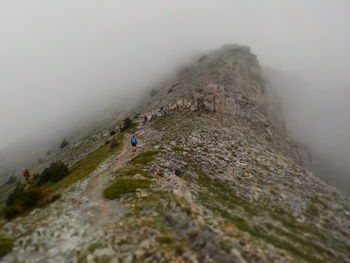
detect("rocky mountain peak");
top-left (141, 44), bottom-right (302, 165)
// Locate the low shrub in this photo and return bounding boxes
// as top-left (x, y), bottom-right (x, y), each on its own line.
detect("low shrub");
top-left (2, 205), bottom-right (22, 219)
top-left (20, 189), bottom-right (40, 207)
top-left (2, 185), bottom-right (56, 220)
top-left (103, 178), bottom-right (151, 200)
top-left (120, 117), bottom-right (135, 132)
top-left (38, 161), bottom-right (70, 185)
top-left (9, 162), bottom-right (67, 214)
top-left (5, 184), bottom-right (25, 206)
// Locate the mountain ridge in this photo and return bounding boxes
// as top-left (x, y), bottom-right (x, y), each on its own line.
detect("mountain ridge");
top-left (1, 44), bottom-right (349, 262)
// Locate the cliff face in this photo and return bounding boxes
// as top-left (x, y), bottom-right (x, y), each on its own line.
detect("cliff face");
top-left (1, 45), bottom-right (349, 263)
top-left (141, 44), bottom-right (307, 165)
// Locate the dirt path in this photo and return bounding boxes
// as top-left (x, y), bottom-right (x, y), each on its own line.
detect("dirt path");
top-left (83, 129), bottom-right (151, 229)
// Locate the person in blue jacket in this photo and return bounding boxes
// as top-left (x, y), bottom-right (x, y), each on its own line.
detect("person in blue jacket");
top-left (130, 135), bottom-right (138, 152)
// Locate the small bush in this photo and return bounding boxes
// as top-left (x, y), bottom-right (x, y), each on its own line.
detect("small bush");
top-left (2, 186), bottom-right (56, 219)
top-left (2, 205), bottom-right (22, 219)
top-left (60, 139), bottom-right (69, 149)
top-left (0, 238), bottom-right (15, 258)
top-left (120, 117), bottom-right (135, 132)
top-left (36, 187), bottom-right (57, 206)
top-left (20, 189), bottom-right (41, 207)
top-left (5, 184), bottom-right (25, 206)
top-left (2, 162), bottom-right (68, 220)
top-left (103, 178), bottom-right (151, 200)
top-left (38, 161), bottom-right (70, 185)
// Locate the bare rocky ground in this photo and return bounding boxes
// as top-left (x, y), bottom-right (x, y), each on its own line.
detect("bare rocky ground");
top-left (1, 44), bottom-right (350, 262)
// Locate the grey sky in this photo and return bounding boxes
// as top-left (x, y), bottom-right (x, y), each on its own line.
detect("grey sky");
top-left (0, 0), bottom-right (349, 167)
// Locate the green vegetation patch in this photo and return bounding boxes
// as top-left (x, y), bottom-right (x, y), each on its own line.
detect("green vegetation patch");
top-left (116, 166), bottom-right (152, 179)
top-left (38, 161), bottom-right (70, 185)
top-left (0, 238), bottom-right (15, 258)
top-left (156, 235), bottom-right (175, 244)
top-left (103, 178), bottom-right (151, 200)
top-left (130, 150), bottom-right (161, 165)
top-left (2, 184), bottom-right (59, 220)
top-left (50, 133), bottom-right (124, 192)
top-left (2, 133), bottom-right (124, 220)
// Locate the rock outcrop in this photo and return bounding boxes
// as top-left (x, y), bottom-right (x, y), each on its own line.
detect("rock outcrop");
top-left (140, 44), bottom-right (308, 166)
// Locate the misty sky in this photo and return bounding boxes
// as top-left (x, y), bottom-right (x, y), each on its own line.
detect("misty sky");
top-left (0, 0), bottom-right (350, 167)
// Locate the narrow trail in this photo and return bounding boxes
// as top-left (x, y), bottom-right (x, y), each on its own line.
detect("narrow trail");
top-left (83, 128), bottom-right (152, 230)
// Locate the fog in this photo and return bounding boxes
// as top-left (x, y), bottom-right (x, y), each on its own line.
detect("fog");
top-left (0, 1), bottom-right (350, 187)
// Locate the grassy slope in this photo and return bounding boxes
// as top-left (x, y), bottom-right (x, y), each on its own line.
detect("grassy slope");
top-left (49, 133), bottom-right (124, 192)
top-left (103, 150), bottom-right (162, 199)
top-left (151, 112), bottom-right (350, 262)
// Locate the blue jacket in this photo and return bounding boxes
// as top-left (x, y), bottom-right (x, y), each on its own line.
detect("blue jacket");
top-left (131, 137), bottom-right (138, 144)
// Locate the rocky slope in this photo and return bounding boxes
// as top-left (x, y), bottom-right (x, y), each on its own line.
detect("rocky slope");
top-left (1, 44), bottom-right (350, 263)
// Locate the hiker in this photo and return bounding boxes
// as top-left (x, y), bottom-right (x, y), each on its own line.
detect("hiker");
top-left (131, 135), bottom-right (138, 152)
